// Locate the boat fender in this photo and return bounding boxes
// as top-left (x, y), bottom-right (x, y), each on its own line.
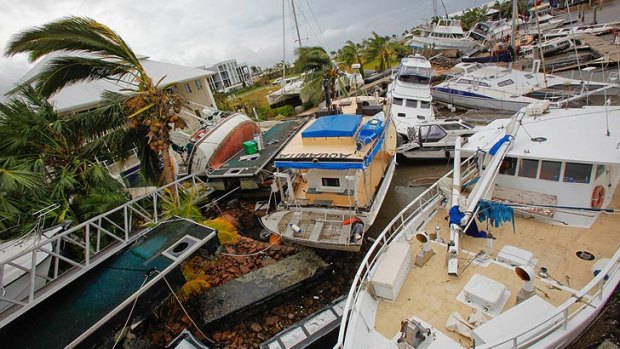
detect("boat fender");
top-left (343, 217), bottom-right (362, 225)
top-left (290, 224), bottom-right (302, 235)
top-left (591, 185), bottom-right (605, 209)
top-left (350, 222), bottom-right (364, 242)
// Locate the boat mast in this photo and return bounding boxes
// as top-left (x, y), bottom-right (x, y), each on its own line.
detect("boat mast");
top-left (282, 0), bottom-right (286, 86)
top-left (291, 0), bottom-right (303, 48)
top-left (511, 0), bottom-right (517, 49)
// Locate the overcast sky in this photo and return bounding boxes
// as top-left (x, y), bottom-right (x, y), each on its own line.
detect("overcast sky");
top-left (0, 0), bottom-right (481, 96)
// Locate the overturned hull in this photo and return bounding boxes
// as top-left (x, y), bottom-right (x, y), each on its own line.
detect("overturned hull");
top-left (187, 113), bottom-right (260, 174)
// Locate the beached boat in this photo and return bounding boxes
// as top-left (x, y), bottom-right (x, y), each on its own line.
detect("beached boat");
top-left (396, 118), bottom-right (476, 160)
top-left (267, 76), bottom-right (304, 108)
top-left (520, 37), bottom-right (574, 58)
top-left (260, 100), bottom-right (397, 251)
top-left (387, 55), bottom-right (434, 144)
top-left (543, 22), bottom-right (619, 39)
top-left (432, 62), bottom-right (613, 111)
top-left (409, 19), bottom-right (480, 54)
top-left (524, 3), bottom-right (568, 35)
top-left (336, 102), bottom-right (620, 348)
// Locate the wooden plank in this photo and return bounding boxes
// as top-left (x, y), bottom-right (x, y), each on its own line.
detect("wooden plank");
top-left (309, 221), bottom-right (324, 242)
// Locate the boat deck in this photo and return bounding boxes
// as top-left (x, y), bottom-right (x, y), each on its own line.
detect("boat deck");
top-left (207, 118), bottom-right (308, 190)
top-left (0, 219), bottom-right (216, 348)
top-left (375, 186), bottom-right (620, 345)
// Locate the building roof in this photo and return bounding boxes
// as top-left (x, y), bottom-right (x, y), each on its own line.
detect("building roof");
top-left (463, 106), bottom-right (620, 165)
top-left (17, 53), bottom-right (216, 113)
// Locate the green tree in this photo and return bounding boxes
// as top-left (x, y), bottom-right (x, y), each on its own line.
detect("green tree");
top-left (4, 16), bottom-right (187, 185)
top-left (294, 46), bottom-right (346, 107)
top-left (364, 32), bottom-right (392, 72)
top-left (0, 85), bottom-right (128, 236)
top-left (339, 40), bottom-right (365, 79)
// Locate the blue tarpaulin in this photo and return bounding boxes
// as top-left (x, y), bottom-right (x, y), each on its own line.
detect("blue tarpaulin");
top-left (489, 135), bottom-right (512, 156)
top-left (301, 114), bottom-right (362, 138)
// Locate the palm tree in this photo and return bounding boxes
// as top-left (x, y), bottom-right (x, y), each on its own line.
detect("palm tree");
top-left (338, 40), bottom-right (365, 79)
top-left (364, 32), bottom-right (393, 72)
top-left (4, 16), bottom-right (187, 185)
top-left (294, 46), bottom-right (346, 107)
top-left (0, 85), bottom-right (128, 235)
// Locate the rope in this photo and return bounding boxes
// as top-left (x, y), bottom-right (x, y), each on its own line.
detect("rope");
top-left (160, 273), bottom-right (215, 344)
top-left (111, 272), bottom-right (151, 349)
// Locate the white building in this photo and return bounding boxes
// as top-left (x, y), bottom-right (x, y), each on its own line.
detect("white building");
top-left (204, 59), bottom-right (253, 93)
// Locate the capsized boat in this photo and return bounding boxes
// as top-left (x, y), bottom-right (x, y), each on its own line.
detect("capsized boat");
top-left (261, 106), bottom-right (397, 252)
top-left (432, 62), bottom-right (614, 111)
top-left (336, 102), bottom-right (620, 348)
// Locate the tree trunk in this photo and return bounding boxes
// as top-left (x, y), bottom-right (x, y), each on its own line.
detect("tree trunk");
top-left (161, 143), bottom-right (175, 185)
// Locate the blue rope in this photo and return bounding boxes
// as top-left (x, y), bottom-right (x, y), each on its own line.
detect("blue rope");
top-left (477, 200), bottom-right (514, 228)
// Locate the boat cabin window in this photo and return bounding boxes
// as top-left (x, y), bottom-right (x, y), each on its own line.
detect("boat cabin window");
top-left (441, 122), bottom-right (468, 130)
top-left (596, 164), bottom-right (606, 179)
top-left (457, 78), bottom-right (474, 85)
top-left (563, 162), bottom-right (592, 184)
top-left (406, 99), bottom-right (419, 108)
top-left (540, 160), bottom-right (562, 181)
top-left (321, 178), bottom-right (341, 187)
top-left (518, 159), bottom-right (539, 178)
top-left (420, 101), bottom-right (431, 109)
top-left (497, 79), bottom-right (514, 87)
top-left (524, 74), bottom-right (534, 79)
top-left (499, 157), bottom-right (517, 175)
top-left (398, 66), bottom-right (431, 84)
top-left (419, 125), bottom-right (447, 143)
top-left (393, 97), bottom-right (404, 106)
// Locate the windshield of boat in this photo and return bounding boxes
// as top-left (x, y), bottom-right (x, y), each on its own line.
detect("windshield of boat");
top-left (398, 65), bottom-right (431, 84)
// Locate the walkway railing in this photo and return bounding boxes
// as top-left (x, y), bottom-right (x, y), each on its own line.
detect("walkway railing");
top-left (0, 172), bottom-right (211, 328)
top-left (335, 155), bottom-right (478, 348)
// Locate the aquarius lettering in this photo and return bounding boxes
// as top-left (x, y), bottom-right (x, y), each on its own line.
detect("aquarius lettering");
top-left (279, 153), bottom-right (353, 159)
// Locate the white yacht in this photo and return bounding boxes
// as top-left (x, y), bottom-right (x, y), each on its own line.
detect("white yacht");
top-left (260, 97), bottom-right (397, 252)
top-left (336, 102), bottom-right (620, 348)
top-left (524, 3), bottom-right (567, 35)
top-left (409, 19), bottom-right (480, 53)
top-left (267, 76), bottom-right (304, 108)
top-left (388, 55), bottom-right (434, 143)
top-left (432, 62), bottom-right (613, 111)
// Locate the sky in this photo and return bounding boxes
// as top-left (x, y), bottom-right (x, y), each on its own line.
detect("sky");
top-left (0, 0), bottom-right (482, 96)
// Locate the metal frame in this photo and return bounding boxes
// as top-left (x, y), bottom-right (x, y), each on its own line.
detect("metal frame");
top-left (0, 172), bottom-right (211, 329)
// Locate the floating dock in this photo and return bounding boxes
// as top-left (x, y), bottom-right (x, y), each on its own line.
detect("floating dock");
top-left (207, 118), bottom-right (308, 191)
top-left (0, 218), bottom-right (216, 349)
top-left (198, 249), bottom-right (329, 329)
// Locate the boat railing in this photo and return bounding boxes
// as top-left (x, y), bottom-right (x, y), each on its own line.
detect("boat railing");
top-left (478, 245), bottom-right (620, 349)
top-left (335, 155), bottom-right (478, 348)
top-left (0, 172), bottom-right (212, 328)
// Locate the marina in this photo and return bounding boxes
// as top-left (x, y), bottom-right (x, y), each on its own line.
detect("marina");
top-left (0, 0), bottom-right (619, 348)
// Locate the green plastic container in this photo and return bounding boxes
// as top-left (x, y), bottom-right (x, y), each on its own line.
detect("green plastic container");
top-left (243, 140), bottom-right (258, 155)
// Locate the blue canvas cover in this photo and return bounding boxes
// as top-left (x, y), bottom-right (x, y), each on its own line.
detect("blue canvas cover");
top-left (301, 114), bottom-right (362, 138)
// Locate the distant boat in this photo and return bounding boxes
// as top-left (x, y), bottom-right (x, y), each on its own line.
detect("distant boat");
top-left (543, 22), bottom-right (619, 39)
top-left (261, 97), bottom-right (397, 251)
top-left (520, 37), bottom-right (574, 58)
top-left (409, 19), bottom-right (481, 53)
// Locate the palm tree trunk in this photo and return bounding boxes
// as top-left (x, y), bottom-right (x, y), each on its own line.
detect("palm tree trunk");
top-left (161, 144), bottom-right (175, 185)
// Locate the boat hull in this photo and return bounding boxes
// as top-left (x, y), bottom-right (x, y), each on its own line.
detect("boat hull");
top-left (432, 87), bottom-right (529, 112)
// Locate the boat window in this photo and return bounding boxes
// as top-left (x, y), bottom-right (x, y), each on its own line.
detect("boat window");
top-left (596, 164), bottom-right (606, 179)
top-left (420, 101), bottom-right (431, 109)
top-left (419, 125), bottom-right (447, 143)
top-left (457, 79), bottom-right (474, 85)
top-left (540, 160), bottom-right (561, 181)
top-left (393, 97), bottom-right (404, 106)
top-left (406, 99), bottom-right (419, 108)
top-left (322, 178), bottom-right (340, 187)
top-left (441, 123), bottom-right (467, 130)
top-left (398, 65), bottom-right (431, 83)
top-left (499, 157), bottom-right (517, 175)
top-left (524, 74), bottom-right (534, 79)
top-left (478, 81), bottom-right (491, 87)
top-left (518, 159), bottom-right (539, 178)
top-left (563, 162), bottom-right (592, 184)
top-left (497, 79), bottom-right (514, 87)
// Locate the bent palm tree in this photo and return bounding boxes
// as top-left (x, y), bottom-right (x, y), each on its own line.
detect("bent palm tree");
top-left (4, 16), bottom-right (186, 184)
top-left (339, 40), bottom-right (365, 79)
top-left (365, 32), bottom-right (393, 72)
top-left (295, 46), bottom-right (347, 107)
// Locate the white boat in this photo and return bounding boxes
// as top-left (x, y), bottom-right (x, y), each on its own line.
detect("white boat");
top-left (543, 22), bottom-right (619, 39)
top-left (387, 55), bottom-right (434, 143)
top-left (396, 118), bottom-right (476, 160)
top-left (260, 97), bottom-right (397, 251)
top-left (0, 224), bottom-right (65, 312)
top-left (409, 19), bottom-right (481, 53)
top-left (520, 37), bottom-right (574, 58)
top-left (336, 102), bottom-right (620, 348)
top-left (524, 3), bottom-right (567, 34)
top-left (432, 62), bottom-right (613, 111)
top-left (468, 19), bottom-right (521, 43)
top-left (267, 76), bottom-right (304, 108)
